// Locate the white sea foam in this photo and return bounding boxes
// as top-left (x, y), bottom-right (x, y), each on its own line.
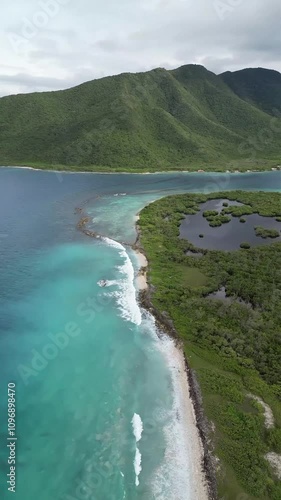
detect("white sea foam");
top-left (132, 413), bottom-right (143, 443)
top-left (97, 279), bottom-right (117, 288)
top-left (102, 237), bottom-right (142, 325)
top-left (131, 413), bottom-right (143, 487)
top-left (134, 447), bottom-right (142, 487)
top-left (101, 237), bottom-right (206, 497)
top-left (137, 307), bottom-right (207, 498)
top-left (102, 237), bottom-right (124, 251)
top-left (151, 335), bottom-right (208, 500)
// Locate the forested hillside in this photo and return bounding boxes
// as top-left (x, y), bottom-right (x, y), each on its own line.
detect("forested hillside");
top-left (0, 65), bottom-right (281, 171)
top-left (220, 67), bottom-right (281, 116)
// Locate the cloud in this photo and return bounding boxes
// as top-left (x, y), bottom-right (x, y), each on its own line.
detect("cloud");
top-left (0, 72), bottom-right (67, 89)
top-left (0, 0), bottom-right (280, 96)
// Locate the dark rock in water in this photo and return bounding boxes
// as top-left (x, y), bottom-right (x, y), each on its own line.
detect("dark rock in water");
top-left (98, 280), bottom-right (108, 288)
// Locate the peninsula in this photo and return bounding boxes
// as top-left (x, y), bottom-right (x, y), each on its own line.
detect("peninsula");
top-left (138, 190), bottom-right (281, 499)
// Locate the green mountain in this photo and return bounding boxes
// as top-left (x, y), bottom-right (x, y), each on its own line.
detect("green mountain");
top-left (0, 64), bottom-right (281, 172)
top-left (220, 67), bottom-right (281, 116)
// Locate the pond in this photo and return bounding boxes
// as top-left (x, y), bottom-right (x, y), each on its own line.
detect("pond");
top-left (207, 286), bottom-right (251, 307)
top-left (180, 199), bottom-right (281, 251)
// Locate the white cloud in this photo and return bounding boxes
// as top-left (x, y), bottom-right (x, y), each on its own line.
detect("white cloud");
top-left (0, 0), bottom-right (280, 96)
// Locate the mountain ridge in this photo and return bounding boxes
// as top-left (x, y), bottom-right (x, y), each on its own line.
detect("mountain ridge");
top-left (0, 64), bottom-right (280, 172)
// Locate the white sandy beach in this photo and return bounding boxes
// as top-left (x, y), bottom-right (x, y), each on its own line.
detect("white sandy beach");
top-left (135, 248), bottom-right (148, 290)
top-left (135, 246), bottom-right (209, 499)
top-left (149, 335), bottom-right (210, 499)
top-left (161, 340), bottom-right (209, 499)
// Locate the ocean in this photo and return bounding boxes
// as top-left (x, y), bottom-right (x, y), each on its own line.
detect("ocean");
top-left (0, 168), bottom-right (280, 500)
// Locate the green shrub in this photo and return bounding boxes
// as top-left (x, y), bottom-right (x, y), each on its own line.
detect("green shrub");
top-left (203, 210), bottom-right (219, 217)
top-left (255, 226), bottom-right (280, 239)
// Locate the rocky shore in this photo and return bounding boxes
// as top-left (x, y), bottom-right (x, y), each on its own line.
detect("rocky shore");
top-left (76, 208), bottom-right (218, 499)
top-left (135, 221), bottom-right (218, 500)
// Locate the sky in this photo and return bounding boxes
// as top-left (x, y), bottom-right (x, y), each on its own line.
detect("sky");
top-left (0, 0), bottom-right (280, 97)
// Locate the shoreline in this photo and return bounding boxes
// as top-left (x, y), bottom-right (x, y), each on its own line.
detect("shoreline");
top-left (1, 164), bottom-right (279, 176)
top-left (134, 222), bottom-right (217, 499)
top-left (160, 338), bottom-right (210, 499)
top-left (134, 214), bottom-right (149, 291)
top-left (75, 205), bottom-right (216, 498)
top-left (135, 249), bottom-right (148, 290)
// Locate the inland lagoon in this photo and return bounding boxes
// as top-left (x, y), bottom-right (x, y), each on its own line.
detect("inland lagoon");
top-left (180, 198), bottom-right (281, 251)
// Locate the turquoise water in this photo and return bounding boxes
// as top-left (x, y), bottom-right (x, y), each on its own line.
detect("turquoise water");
top-left (0, 168), bottom-right (280, 499)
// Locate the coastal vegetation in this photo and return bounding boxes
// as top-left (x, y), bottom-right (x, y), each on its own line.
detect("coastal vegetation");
top-left (203, 210), bottom-right (219, 217)
top-left (222, 204), bottom-right (254, 217)
top-left (208, 214), bottom-right (232, 227)
top-left (203, 209), bottom-right (232, 227)
top-left (255, 226), bottom-right (280, 239)
top-left (138, 190), bottom-right (281, 499)
top-left (0, 66), bottom-right (281, 172)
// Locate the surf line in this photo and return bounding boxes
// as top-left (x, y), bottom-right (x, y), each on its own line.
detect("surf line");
top-left (76, 214), bottom-right (133, 248)
top-left (76, 209), bottom-right (217, 499)
top-left (132, 413), bottom-right (143, 487)
top-left (101, 236), bottom-right (142, 326)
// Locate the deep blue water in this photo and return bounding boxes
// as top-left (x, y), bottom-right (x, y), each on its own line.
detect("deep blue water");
top-left (0, 168), bottom-right (280, 500)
